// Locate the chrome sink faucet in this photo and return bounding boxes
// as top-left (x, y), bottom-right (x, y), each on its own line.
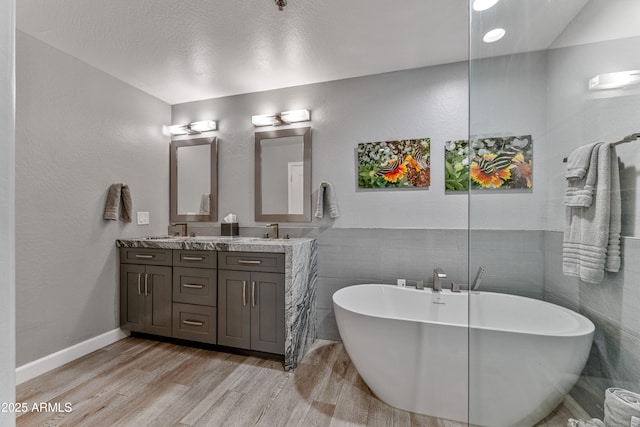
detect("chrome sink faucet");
top-left (266, 223), bottom-right (279, 239)
top-left (433, 268), bottom-right (447, 292)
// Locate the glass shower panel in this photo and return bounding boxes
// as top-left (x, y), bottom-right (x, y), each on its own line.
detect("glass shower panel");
top-left (468, 0), bottom-right (640, 425)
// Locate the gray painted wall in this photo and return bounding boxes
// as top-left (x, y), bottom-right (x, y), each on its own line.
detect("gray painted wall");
top-left (15, 32), bottom-right (171, 366)
top-left (173, 63), bottom-right (471, 230)
top-left (543, 36), bottom-right (640, 416)
top-left (0, 0), bottom-right (16, 424)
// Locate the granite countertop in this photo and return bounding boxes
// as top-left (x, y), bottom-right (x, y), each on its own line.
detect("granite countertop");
top-left (116, 235), bottom-right (315, 252)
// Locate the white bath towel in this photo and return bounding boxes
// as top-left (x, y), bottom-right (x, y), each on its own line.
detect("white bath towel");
top-left (563, 143), bottom-right (621, 283)
top-left (567, 418), bottom-right (605, 427)
top-left (603, 388), bottom-right (640, 427)
top-left (564, 142), bottom-right (602, 207)
top-left (632, 416), bottom-right (640, 427)
top-left (314, 181), bottom-right (340, 219)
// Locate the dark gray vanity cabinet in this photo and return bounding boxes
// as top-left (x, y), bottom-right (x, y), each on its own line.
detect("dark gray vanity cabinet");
top-left (171, 250), bottom-right (217, 344)
top-left (217, 252), bottom-right (285, 355)
top-left (120, 249), bottom-right (173, 337)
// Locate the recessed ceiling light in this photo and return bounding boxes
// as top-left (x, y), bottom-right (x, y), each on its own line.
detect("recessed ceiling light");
top-left (473, 0), bottom-right (499, 12)
top-left (483, 28), bottom-right (506, 43)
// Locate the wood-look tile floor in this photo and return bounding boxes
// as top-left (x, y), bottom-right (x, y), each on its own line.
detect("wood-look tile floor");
top-left (16, 337), bottom-right (588, 427)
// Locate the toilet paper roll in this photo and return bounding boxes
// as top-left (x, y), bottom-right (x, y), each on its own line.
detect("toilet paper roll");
top-left (603, 388), bottom-right (640, 427)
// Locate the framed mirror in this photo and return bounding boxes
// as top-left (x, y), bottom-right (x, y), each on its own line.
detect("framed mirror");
top-left (255, 127), bottom-right (311, 222)
top-left (170, 137), bottom-right (218, 223)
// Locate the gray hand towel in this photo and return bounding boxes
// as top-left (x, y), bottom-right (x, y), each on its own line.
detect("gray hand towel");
top-left (314, 181), bottom-right (340, 219)
top-left (120, 184), bottom-right (132, 223)
top-left (103, 184), bottom-right (121, 221)
top-left (563, 143), bottom-right (621, 283)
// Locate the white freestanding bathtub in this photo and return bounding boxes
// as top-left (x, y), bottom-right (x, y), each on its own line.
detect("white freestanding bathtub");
top-left (333, 284), bottom-right (594, 427)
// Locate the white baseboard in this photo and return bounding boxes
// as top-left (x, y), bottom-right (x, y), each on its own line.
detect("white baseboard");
top-left (16, 328), bottom-right (130, 385)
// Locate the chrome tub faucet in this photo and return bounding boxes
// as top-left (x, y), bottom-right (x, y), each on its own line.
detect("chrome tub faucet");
top-left (433, 268), bottom-right (447, 292)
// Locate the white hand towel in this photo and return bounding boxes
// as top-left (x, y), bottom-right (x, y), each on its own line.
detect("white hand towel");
top-left (566, 142), bottom-right (601, 179)
top-left (564, 142), bottom-right (601, 207)
top-left (563, 143), bottom-right (621, 283)
top-left (314, 181), bottom-right (340, 219)
top-left (199, 193), bottom-right (210, 214)
top-left (603, 388), bottom-right (640, 427)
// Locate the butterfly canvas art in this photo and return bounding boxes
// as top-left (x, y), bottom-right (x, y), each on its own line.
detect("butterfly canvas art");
top-left (357, 138), bottom-right (430, 189)
top-left (444, 135), bottom-right (533, 191)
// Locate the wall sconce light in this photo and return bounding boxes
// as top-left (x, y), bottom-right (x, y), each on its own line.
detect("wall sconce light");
top-left (163, 120), bottom-right (217, 136)
top-left (588, 70), bottom-right (640, 90)
top-left (251, 109), bottom-right (310, 127)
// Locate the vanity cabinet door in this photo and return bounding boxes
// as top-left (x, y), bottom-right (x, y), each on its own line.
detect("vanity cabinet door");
top-left (217, 270), bottom-right (251, 350)
top-left (120, 264), bottom-right (172, 338)
top-left (250, 272), bottom-right (285, 354)
top-left (144, 266), bottom-right (173, 337)
top-left (120, 264), bottom-right (145, 331)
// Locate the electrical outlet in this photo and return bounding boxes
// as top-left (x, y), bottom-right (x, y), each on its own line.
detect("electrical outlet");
top-left (137, 211), bottom-right (149, 225)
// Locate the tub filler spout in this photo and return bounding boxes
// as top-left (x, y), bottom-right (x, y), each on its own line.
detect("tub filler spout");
top-left (432, 268), bottom-right (447, 291)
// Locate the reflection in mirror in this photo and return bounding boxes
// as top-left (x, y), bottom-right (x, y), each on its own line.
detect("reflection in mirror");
top-left (255, 127), bottom-right (311, 222)
top-left (170, 137), bottom-right (218, 223)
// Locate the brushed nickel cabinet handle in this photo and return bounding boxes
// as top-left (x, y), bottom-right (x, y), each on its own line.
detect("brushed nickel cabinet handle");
top-left (137, 273), bottom-right (142, 296)
top-left (242, 280), bottom-right (247, 307)
top-left (135, 254), bottom-right (154, 259)
top-left (144, 274), bottom-right (149, 296)
top-left (251, 281), bottom-right (256, 307)
top-left (182, 283), bottom-right (204, 289)
top-left (238, 259), bottom-right (261, 265)
top-left (183, 319), bottom-right (204, 327)
top-left (182, 256), bottom-right (204, 261)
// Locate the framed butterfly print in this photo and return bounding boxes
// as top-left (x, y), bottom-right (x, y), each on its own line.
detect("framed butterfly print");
top-left (357, 138), bottom-right (430, 189)
top-left (445, 135), bottom-right (533, 191)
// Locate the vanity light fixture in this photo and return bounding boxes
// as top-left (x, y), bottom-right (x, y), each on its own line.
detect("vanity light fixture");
top-left (483, 28), bottom-right (506, 43)
top-left (473, 0), bottom-right (499, 11)
top-left (251, 109), bottom-right (310, 127)
top-left (588, 70), bottom-right (640, 90)
top-left (163, 120), bottom-right (217, 136)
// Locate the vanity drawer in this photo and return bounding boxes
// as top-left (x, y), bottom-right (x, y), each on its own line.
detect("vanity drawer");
top-left (173, 267), bottom-right (217, 306)
top-left (172, 303), bottom-right (216, 344)
top-left (120, 248), bottom-right (172, 266)
top-left (218, 252), bottom-right (285, 273)
top-left (173, 250), bottom-right (217, 269)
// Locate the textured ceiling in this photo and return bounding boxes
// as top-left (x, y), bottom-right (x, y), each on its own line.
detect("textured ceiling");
top-left (17, 0), bottom-right (593, 105)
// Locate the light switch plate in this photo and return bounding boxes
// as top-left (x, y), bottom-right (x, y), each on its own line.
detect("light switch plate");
top-left (137, 211), bottom-right (149, 225)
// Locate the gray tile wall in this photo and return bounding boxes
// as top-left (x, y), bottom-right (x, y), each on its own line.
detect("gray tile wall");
top-left (543, 231), bottom-right (640, 418)
top-left (315, 228), bottom-right (545, 340)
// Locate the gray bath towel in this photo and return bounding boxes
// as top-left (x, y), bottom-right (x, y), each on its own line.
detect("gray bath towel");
top-left (563, 143), bottom-right (621, 283)
top-left (103, 183), bottom-right (132, 223)
top-left (563, 142), bottom-right (601, 207)
top-left (314, 181), bottom-right (340, 219)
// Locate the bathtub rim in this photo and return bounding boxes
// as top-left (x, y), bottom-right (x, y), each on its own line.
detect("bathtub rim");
top-left (332, 283), bottom-right (595, 338)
